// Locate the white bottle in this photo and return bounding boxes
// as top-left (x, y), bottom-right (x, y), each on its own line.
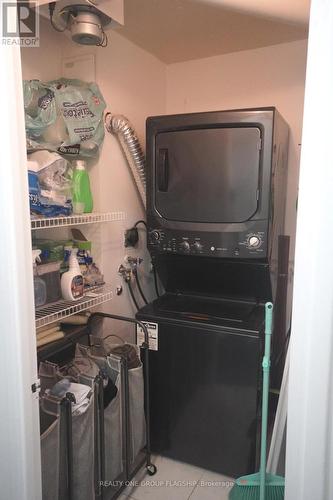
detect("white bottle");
top-left (61, 251), bottom-right (84, 301)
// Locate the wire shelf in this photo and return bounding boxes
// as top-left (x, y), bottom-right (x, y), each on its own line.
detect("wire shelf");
top-left (31, 211), bottom-right (126, 230)
top-left (35, 284), bottom-right (113, 329)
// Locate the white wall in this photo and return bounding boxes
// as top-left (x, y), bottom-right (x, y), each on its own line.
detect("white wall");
top-left (21, 18), bottom-right (64, 80)
top-left (21, 19), bottom-right (166, 340)
top-left (166, 39), bottom-right (307, 266)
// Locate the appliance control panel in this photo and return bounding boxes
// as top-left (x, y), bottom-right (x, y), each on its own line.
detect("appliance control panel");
top-left (148, 228), bottom-right (268, 259)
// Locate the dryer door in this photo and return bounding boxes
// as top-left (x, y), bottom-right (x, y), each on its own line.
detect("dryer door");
top-left (155, 126), bottom-right (261, 223)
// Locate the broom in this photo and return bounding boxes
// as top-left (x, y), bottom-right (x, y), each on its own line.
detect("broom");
top-left (229, 302), bottom-right (285, 500)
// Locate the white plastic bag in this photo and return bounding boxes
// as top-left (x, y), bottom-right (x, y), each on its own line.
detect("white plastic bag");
top-left (24, 78), bottom-right (106, 158)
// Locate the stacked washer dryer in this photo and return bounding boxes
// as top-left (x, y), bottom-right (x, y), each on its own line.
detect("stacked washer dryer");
top-left (136, 107), bottom-right (289, 478)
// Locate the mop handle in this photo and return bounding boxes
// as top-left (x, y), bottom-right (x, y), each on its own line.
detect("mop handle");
top-left (259, 302), bottom-right (273, 500)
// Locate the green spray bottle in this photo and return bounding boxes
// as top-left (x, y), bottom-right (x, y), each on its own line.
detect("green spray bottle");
top-left (72, 160), bottom-right (93, 213)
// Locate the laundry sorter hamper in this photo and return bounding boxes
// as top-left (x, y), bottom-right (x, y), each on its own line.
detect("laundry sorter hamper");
top-left (38, 313), bottom-right (156, 500)
top-left (73, 341), bottom-right (127, 490)
top-left (87, 312), bottom-right (157, 499)
top-left (40, 392), bottom-right (69, 500)
top-left (39, 360), bottom-right (101, 500)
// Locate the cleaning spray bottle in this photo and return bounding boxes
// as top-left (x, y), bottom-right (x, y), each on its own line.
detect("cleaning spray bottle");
top-left (72, 159), bottom-right (93, 213)
top-left (32, 249), bottom-right (47, 307)
top-left (61, 250), bottom-right (84, 301)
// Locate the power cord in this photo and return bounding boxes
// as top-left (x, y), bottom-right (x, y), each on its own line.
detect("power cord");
top-left (127, 280), bottom-right (140, 311)
top-left (96, 29), bottom-right (108, 47)
top-left (49, 2), bottom-right (68, 32)
top-left (133, 267), bottom-right (148, 305)
top-left (153, 263), bottom-right (160, 298)
top-left (124, 219), bottom-right (160, 299)
top-left (124, 220), bottom-right (147, 247)
top-left (134, 220), bottom-right (147, 229)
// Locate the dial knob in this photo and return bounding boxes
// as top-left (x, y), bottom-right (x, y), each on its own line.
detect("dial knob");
top-left (150, 230), bottom-right (161, 242)
top-left (193, 242), bottom-right (203, 252)
top-left (181, 241), bottom-right (190, 252)
top-left (248, 235), bottom-right (261, 248)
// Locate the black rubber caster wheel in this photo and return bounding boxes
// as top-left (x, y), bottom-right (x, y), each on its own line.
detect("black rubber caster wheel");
top-left (146, 464), bottom-right (157, 476)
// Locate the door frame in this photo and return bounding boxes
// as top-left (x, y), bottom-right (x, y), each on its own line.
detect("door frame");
top-left (285, 1), bottom-right (333, 499)
top-left (0, 29), bottom-right (42, 500)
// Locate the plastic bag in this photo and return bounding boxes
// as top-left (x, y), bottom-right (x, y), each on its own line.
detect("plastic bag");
top-left (28, 170), bottom-right (72, 217)
top-left (28, 150), bottom-right (72, 206)
top-left (23, 78), bottom-right (106, 158)
top-left (23, 80), bottom-right (56, 135)
top-left (28, 151), bottom-right (73, 217)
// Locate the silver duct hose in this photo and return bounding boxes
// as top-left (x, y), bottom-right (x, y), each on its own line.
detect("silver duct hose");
top-left (105, 113), bottom-right (146, 208)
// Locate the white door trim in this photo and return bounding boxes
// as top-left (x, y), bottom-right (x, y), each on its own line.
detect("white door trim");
top-left (0, 33), bottom-right (42, 500)
top-left (285, 1), bottom-right (333, 498)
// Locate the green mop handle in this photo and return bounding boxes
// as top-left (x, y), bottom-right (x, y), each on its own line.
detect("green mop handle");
top-left (259, 302), bottom-right (273, 500)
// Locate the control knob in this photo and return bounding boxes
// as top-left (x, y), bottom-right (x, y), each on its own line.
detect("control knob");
top-left (248, 235), bottom-right (261, 248)
top-left (150, 230), bottom-right (161, 243)
top-left (180, 241), bottom-right (190, 252)
top-left (193, 242), bottom-right (203, 252)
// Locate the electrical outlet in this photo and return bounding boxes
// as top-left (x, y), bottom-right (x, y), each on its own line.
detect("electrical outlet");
top-left (124, 227), bottom-right (139, 247)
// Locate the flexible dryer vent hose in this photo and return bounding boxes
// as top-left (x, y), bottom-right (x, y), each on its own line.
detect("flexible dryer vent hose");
top-left (105, 113), bottom-right (146, 208)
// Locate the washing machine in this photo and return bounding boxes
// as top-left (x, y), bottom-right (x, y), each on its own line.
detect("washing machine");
top-left (137, 107), bottom-right (289, 476)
